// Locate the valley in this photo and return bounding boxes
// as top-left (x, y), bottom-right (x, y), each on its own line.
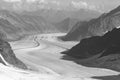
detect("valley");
top-left (8, 33), bottom-right (120, 80)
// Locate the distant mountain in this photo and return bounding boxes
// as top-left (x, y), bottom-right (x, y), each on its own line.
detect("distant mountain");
top-left (0, 10), bottom-right (60, 41)
top-left (60, 5), bottom-right (120, 41)
top-left (22, 9), bottom-right (101, 23)
top-left (0, 8), bottom-right (101, 41)
top-left (53, 18), bottom-right (78, 32)
top-left (51, 9), bottom-right (100, 32)
top-left (0, 0), bottom-right (101, 23)
top-left (69, 9), bottom-right (101, 21)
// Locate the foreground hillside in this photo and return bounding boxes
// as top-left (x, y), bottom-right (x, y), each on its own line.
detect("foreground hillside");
top-left (60, 5), bottom-right (120, 41)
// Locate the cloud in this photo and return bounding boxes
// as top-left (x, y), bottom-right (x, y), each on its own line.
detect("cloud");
top-left (3, 0), bottom-right (21, 2)
top-left (71, 1), bottom-right (88, 8)
top-left (50, 0), bottom-right (60, 6)
top-left (3, 0), bottom-right (40, 3)
top-left (71, 1), bottom-right (101, 12)
top-left (1, 0), bottom-right (101, 12)
top-left (26, 0), bottom-right (42, 3)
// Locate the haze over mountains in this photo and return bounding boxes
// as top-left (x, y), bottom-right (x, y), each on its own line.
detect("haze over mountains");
top-left (0, 0), bottom-right (101, 11)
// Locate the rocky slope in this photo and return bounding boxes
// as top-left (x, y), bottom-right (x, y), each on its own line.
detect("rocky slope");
top-left (0, 38), bottom-right (27, 69)
top-left (62, 28), bottom-right (120, 71)
top-left (0, 10), bottom-right (59, 41)
top-left (60, 5), bottom-right (120, 41)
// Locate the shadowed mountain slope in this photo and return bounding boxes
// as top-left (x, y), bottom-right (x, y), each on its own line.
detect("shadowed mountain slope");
top-left (60, 5), bottom-right (120, 41)
top-left (62, 28), bottom-right (120, 71)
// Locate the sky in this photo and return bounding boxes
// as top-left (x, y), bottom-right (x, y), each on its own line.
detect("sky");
top-left (1, 0), bottom-right (120, 12)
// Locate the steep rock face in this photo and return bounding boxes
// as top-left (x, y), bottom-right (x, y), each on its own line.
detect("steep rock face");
top-left (61, 5), bottom-right (120, 41)
top-left (62, 28), bottom-right (120, 71)
top-left (0, 39), bottom-right (27, 69)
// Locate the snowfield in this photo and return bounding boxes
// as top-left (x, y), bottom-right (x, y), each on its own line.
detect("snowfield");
top-left (2, 33), bottom-right (119, 80)
top-left (0, 63), bottom-right (100, 80)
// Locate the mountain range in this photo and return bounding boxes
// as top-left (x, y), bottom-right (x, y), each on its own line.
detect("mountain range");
top-left (0, 8), bottom-right (100, 41)
top-left (0, 10), bottom-right (58, 41)
top-left (60, 5), bottom-right (120, 41)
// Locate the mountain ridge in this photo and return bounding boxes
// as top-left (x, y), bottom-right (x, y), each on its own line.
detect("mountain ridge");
top-left (60, 5), bottom-right (120, 41)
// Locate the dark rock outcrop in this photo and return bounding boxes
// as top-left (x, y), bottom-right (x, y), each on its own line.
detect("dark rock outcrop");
top-left (62, 28), bottom-right (120, 71)
top-left (0, 39), bottom-right (27, 69)
top-left (60, 5), bottom-right (120, 41)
